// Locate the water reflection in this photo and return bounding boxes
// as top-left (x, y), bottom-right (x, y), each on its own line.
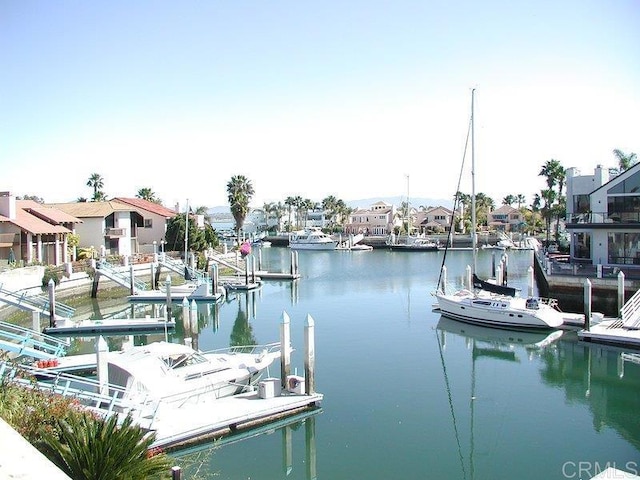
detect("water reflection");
top-left (174, 410), bottom-right (321, 480)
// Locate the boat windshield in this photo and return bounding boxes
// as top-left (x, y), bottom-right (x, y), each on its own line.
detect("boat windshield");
top-left (161, 351), bottom-right (208, 369)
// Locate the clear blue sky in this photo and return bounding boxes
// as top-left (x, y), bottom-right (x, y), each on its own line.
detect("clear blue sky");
top-left (1, 1), bottom-right (639, 210)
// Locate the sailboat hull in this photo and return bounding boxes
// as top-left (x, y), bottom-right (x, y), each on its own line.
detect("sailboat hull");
top-left (435, 290), bottom-right (569, 330)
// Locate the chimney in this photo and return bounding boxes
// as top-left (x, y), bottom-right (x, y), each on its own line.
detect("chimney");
top-left (0, 192), bottom-right (16, 220)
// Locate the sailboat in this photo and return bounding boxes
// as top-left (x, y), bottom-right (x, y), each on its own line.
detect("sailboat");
top-left (387, 175), bottom-right (439, 251)
top-left (434, 90), bottom-right (584, 330)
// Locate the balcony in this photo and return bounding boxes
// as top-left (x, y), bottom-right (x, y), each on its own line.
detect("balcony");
top-left (566, 211), bottom-right (640, 228)
top-left (104, 228), bottom-right (126, 238)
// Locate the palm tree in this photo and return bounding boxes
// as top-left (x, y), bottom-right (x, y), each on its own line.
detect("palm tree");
top-left (37, 413), bottom-right (171, 480)
top-left (516, 194), bottom-right (526, 210)
top-left (502, 195), bottom-right (516, 206)
top-left (136, 188), bottom-right (161, 204)
top-left (226, 175), bottom-right (255, 241)
top-left (613, 149), bottom-right (638, 172)
top-left (86, 173), bottom-right (105, 202)
top-left (284, 197), bottom-right (296, 231)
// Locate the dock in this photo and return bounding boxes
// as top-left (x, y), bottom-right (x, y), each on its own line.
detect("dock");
top-left (43, 317), bottom-right (175, 336)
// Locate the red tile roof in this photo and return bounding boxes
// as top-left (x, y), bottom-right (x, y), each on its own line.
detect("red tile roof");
top-left (113, 198), bottom-right (178, 218)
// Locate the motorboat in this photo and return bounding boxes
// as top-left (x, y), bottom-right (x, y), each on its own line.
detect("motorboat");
top-left (107, 341), bottom-right (282, 403)
top-left (388, 237), bottom-right (439, 251)
top-left (288, 228), bottom-right (338, 250)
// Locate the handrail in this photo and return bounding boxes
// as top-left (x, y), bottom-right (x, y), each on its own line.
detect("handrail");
top-left (96, 260), bottom-right (148, 292)
top-left (0, 284), bottom-right (75, 318)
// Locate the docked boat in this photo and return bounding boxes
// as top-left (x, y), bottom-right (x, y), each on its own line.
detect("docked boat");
top-left (107, 341), bottom-right (282, 403)
top-left (288, 228), bottom-right (338, 250)
top-left (434, 90), bottom-right (583, 331)
top-left (388, 237), bottom-right (439, 251)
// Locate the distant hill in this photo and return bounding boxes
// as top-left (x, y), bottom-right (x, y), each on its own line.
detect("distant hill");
top-left (209, 196), bottom-right (453, 216)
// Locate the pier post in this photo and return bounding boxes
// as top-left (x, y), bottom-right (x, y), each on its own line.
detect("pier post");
top-left (96, 336), bottom-right (109, 397)
top-left (491, 252), bottom-right (496, 277)
top-left (165, 275), bottom-right (172, 323)
top-left (528, 266), bottom-right (534, 297)
top-left (171, 466), bottom-right (182, 480)
top-left (618, 271), bottom-right (626, 317)
top-left (190, 299), bottom-right (198, 333)
top-left (182, 297), bottom-right (189, 331)
top-left (465, 265), bottom-right (472, 290)
top-left (150, 262), bottom-right (156, 290)
top-left (245, 258), bottom-right (250, 285)
top-left (502, 254), bottom-right (508, 285)
top-left (441, 266), bottom-right (447, 295)
top-left (290, 251), bottom-right (295, 276)
top-left (305, 314), bottom-right (316, 395)
top-left (129, 264), bottom-right (135, 295)
top-left (210, 264), bottom-right (219, 297)
top-left (496, 263), bottom-right (503, 286)
top-left (280, 311), bottom-right (291, 389)
top-left (251, 255), bottom-right (256, 283)
top-left (47, 279), bottom-right (56, 328)
top-left (258, 248), bottom-right (263, 271)
top-left (584, 279), bottom-right (592, 331)
top-left (32, 311), bottom-right (41, 337)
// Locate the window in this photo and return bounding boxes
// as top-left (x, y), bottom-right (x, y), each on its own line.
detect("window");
top-left (144, 218), bottom-right (153, 228)
top-left (573, 195), bottom-right (590, 213)
top-left (573, 232), bottom-right (590, 259)
top-left (608, 232), bottom-right (640, 264)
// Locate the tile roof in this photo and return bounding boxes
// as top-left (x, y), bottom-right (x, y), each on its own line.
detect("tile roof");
top-left (48, 201), bottom-right (134, 218)
top-left (0, 209), bottom-right (71, 235)
top-left (17, 200), bottom-right (83, 224)
top-left (112, 197), bottom-right (178, 218)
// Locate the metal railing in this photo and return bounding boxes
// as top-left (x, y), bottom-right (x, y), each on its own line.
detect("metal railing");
top-left (566, 211), bottom-right (640, 224)
top-left (0, 283), bottom-right (75, 318)
top-left (96, 260), bottom-right (148, 292)
top-left (0, 320), bottom-right (69, 359)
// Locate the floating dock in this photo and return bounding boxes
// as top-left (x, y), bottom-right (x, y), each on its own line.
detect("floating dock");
top-left (43, 317), bottom-right (175, 336)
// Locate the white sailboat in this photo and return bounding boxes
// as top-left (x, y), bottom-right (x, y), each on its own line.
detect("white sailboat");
top-left (434, 90), bottom-right (583, 330)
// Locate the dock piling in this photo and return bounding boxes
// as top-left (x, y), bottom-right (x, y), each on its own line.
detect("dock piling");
top-left (165, 275), bottom-right (172, 323)
top-left (305, 314), bottom-right (316, 395)
top-left (618, 271), bottom-right (625, 317)
top-left (527, 266), bottom-right (534, 297)
top-left (584, 278), bottom-right (592, 331)
top-left (280, 311), bottom-right (291, 390)
top-left (47, 279), bottom-right (56, 328)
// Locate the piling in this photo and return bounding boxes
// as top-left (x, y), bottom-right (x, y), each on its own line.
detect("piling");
top-left (502, 253), bottom-right (508, 285)
top-left (465, 265), bottom-right (471, 290)
top-left (190, 299), bottom-right (198, 332)
top-left (47, 279), bottom-right (56, 328)
top-left (129, 264), bottom-right (135, 295)
top-left (527, 266), bottom-right (534, 297)
top-left (305, 415), bottom-right (317, 480)
top-left (584, 279), bottom-right (592, 331)
top-left (150, 262), bottom-right (156, 290)
top-left (280, 311), bottom-right (291, 389)
top-left (182, 298), bottom-right (189, 330)
top-left (210, 264), bottom-right (218, 297)
top-left (165, 275), bottom-right (172, 323)
top-left (618, 271), bottom-right (625, 317)
top-left (96, 336), bottom-right (109, 397)
top-left (305, 314), bottom-right (316, 395)
top-left (32, 311), bottom-right (40, 334)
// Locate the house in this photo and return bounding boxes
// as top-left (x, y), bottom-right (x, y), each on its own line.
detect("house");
top-left (565, 163), bottom-right (640, 266)
top-left (487, 205), bottom-right (524, 232)
top-left (345, 201), bottom-right (396, 236)
top-left (415, 206), bottom-right (453, 234)
top-left (49, 199), bottom-right (178, 257)
top-left (0, 192), bottom-right (81, 266)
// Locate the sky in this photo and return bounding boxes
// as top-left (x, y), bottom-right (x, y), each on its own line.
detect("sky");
top-left (1, 1), bottom-right (639, 210)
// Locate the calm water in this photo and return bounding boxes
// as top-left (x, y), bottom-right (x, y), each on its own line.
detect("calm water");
top-left (87, 248), bottom-right (640, 479)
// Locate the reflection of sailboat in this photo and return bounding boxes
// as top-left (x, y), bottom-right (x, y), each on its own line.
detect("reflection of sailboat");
top-left (437, 316), bottom-right (564, 353)
top-left (434, 90), bottom-right (581, 330)
top-left (435, 316), bottom-right (563, 479)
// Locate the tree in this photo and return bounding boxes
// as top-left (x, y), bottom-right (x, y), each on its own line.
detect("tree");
top-left (226, 175), bottom-right (255, 241)
top-left (86, 173), bottom-right (105, 202)
top-left (502, 195), bottom-right (516, 206)
top-left (136, 188), bottom-right (161, 204)
top-left (613, 149), bottom-right (638, 172)
top-left (37, 413), bottom-right (171, 480)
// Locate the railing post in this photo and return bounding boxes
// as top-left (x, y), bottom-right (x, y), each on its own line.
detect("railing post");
top-left (280, 311), bottom-right (291, 390)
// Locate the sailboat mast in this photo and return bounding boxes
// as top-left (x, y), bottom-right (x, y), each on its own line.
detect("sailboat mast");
top-left (471, 89), bottom-right (477, 273)
top-left (184, 198), bottom-right (189, 265)
top-left (406, 174), bottom-right (411, 235)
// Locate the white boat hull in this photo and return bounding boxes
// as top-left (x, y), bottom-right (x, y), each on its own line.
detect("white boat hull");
top-left (435, 290), bottom-right (569, 330)
top-left (289, 242), bottom-right (338, 250)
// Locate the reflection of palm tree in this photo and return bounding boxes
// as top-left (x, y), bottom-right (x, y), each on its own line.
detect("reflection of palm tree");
top-left (230, 295), bottom-right (256, 347)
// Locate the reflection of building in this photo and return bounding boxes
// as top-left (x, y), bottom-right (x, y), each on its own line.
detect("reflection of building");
top-left (540, 339), bottom-right (640, 451)
top-left (566, 163), bottom-right (640, 267)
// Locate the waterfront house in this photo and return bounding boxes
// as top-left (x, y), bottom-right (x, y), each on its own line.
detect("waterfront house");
top-left (49, 199), bottom-right (178, 257)
top-left (565, 163), bottom-right (640, 267)
top-left (487, 205), bottom-right (523, 232)
top-left (345, 201), bottom-right (397, 236)
top-left (414, 206), bottom-right (453, 234)
top-left (0, 192), bottom-right (81, 267)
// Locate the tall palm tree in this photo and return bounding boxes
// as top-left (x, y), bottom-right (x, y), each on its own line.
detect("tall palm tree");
top-left (86, 173), bottom-right (104, 202)
top-left (226, 175), bottom-right (255, 241)
top-left (284, 196), bottom-right (296, 231)
top-left (613, 149), bottom-right (638, 172)
top-left (516, 194), bottom-right (526, 210)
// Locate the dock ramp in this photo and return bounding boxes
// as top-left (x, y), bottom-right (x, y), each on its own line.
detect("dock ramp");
top-left (621, 288), bottom-right (640, 329)
top-left (0, 320), bottom-right (68, 359)
top-left (0, 284), bottom-right (75, 319)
